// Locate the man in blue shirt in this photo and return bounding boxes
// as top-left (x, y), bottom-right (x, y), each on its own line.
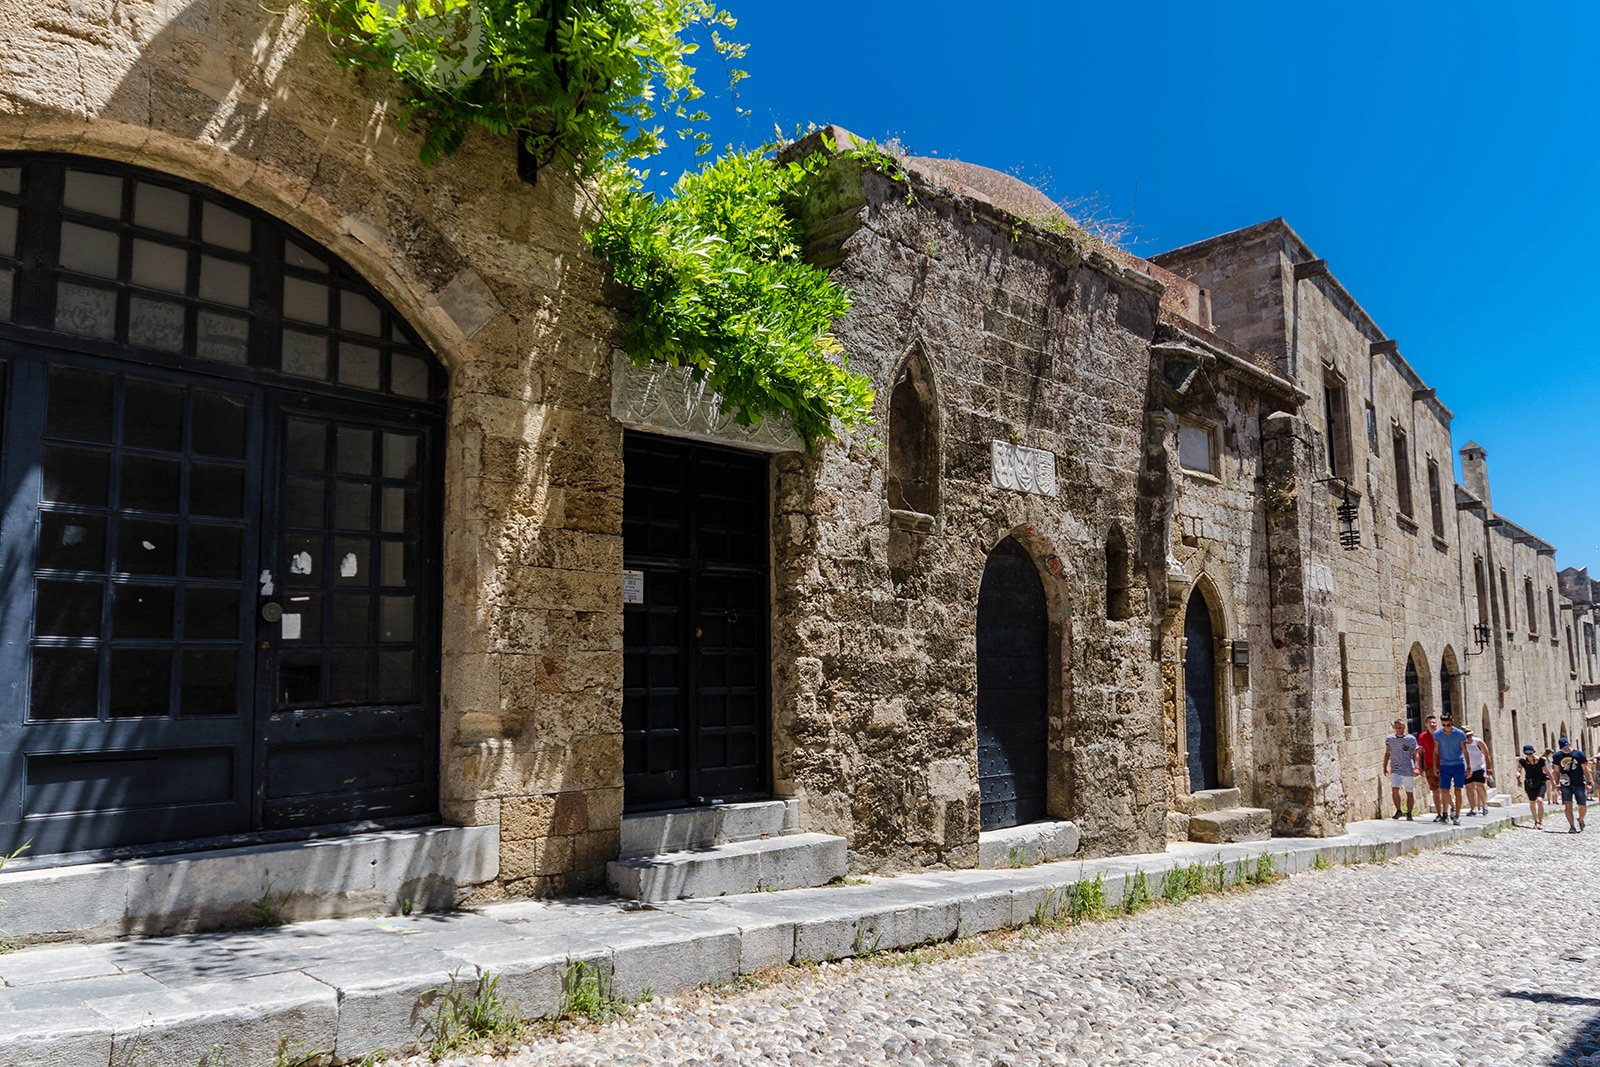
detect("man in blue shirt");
top-left (1433, 713), bottom-right (1468, 826)
top-left (1553, 738), bottom-right (1591, 834)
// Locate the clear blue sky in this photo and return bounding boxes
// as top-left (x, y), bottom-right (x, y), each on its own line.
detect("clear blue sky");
top-left (660, 2), bottom-right (1600, 572)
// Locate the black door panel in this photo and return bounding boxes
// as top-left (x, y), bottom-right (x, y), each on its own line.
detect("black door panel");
top-left (977, 537), bottom-right (1049, 832)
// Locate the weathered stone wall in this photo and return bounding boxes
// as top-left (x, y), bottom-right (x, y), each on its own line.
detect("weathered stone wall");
top-left (770, 152), bottom-right (1167, 869)
top-left (0, 0), bottom-right (626, 896)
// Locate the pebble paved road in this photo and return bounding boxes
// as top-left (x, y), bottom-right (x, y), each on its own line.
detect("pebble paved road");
top-left (400, 823), bottom-right (1600, 1066)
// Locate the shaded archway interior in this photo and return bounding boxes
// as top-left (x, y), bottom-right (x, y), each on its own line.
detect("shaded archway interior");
top-left (0, 154), bottom-right (446, 858)
top-left (976, 537), bottom-right (1049, 831)
top-left (1183, 590), bottom-right (1220, 792)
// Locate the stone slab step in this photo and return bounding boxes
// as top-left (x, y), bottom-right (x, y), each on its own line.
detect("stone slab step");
top-left (619, 800), bottom-right (799, 858)
top-left (1187, 807), bottom-right (1272, 844)
top-left (1487, 792), bottom-right (1512, 808)
top-left (1189, 787), bottom-right (1243, 813)
top-left (977, 820), bottom-right (1080, 868)
top-left (607, 832), bottom-right (847, 902)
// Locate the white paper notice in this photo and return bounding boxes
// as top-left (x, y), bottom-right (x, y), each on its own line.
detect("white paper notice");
top-left (622, 569), bottom-right (645, 604)
top-left (340, 553), bottom-right (359, 578)
top-left (281, 614), bottom-right (302, 640)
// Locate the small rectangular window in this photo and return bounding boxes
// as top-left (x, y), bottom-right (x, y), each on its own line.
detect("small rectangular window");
top-left (1178, 422), bottom-right (1215, 474)
top-left (1392, 427), bottom-right (1413, 519)
top-left (1500, 568), bottom-right (1511, 633)
top-left (1323, 375), bottom-right (1352, 479)
top-left (1427, 458), bottom-right (1445, 538)
top-left (1526, 577), bottom-right (1538, 635)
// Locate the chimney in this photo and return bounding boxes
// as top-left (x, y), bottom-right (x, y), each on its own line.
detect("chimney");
top-left (1460, 441), bottom-right (1491, 515)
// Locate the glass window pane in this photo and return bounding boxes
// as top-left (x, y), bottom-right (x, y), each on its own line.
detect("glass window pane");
top-left (381, 487), bottom-right (415, 534)
top-left (336, 427), bottom-right (372, 475)
top-left (284, 240), bottom-right (327, 272)
top-left (379, 541), bottom-right (412, 587)
top-left (333, 538), bottom-right (368, 585)
top-left (0, 204), bottom-right (16, 257)
top-left (332, 595), bottom-right (370, 644)
top-left (113, 584), bottom-right (174, 638)
top-left (36, 579), bottom-right (103, 637)
top-left (39, 514), bottom-right (107, 571)
top-left (62, 170), bottom-right (122, 217)
top-left (124, 380), bottom-right (184, 452)
top-left (198, 255), bottom-right (250, 308)
top-left (185, 588), bottom-right (240, 640)
top-left (181, 649), bottom-right (238, 716)
top-left (58, 222), bottom-right (120, 277)
top-left (286, 419), bottom-right (327, 471)
top-left (0, 167), bottom-right (20, 195)
top-left (190, 463), bottom-right (244, 519)
top-left (334, 482), bottom-right (371, 530)
top-left (47, 366), bottom-right (114, 442)
top-left (338, 343), bottom-right (381, 391)
top-left (42, 445), bottom-right (110, 505)
top-left (187, 525), bottom-right (242, 580)
top-left (376, 650), bottom-right (415, 702)
top-left (133, 182), bottom-right (189, 236)
top-left (192, 392), bottom-right (248, 457)
top-left (283, 277), bottom-right (329, 325)
top-left (1178, 424), bottom-right (1213, 473)
top-left (339, 292), bottom-right (381, 335)
top-left (55, 281), bottom-right (117, 339)
top-left (109, 650), bottom-right (172, 717)
top-left (0, 266), bottom-right (13, 321)
top-left (281, 593), bottom-right (321, 643)
top-left (391, 353), bottom-right (429, 399)
top-left (202, 202), bottom-right (251, 252)
top-left (279, 651), bottom-right (322, 704)
top-left (116, 518), bottom-right (179, 575)
top-left (330, 650), bottom-right (368, 703)
top-left (282, 329), bottom-right (328, 379)
top-left (30, 647), bottom-right (100, 720)
top-left (284, 477), bottom-right (325, 527)
top-left (131, 239), bottom-right (188, 293)
top-left (128, 296), bottom-right (186, 352)
top-left (196, 311), bottom-right (250, 364)
top-left (120, 455), bottom-right (181, 512)
top-left (378, 595), bottom-right (414, 643)
top-left (382, 433), bottom-right (418, 479)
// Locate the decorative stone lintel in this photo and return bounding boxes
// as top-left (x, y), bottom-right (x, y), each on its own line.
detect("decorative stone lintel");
top-left (610, 351), bottom-right (805, 453)
top-left (990, 440), bottom-right (1057, 496)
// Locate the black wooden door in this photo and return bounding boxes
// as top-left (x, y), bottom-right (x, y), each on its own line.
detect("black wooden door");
top-left (1184, 593), bottom-right (1220, 792)
top-left (977, 537), bottom-right (1048, 831)
top-left (622, 433), bottom-right (768, 811)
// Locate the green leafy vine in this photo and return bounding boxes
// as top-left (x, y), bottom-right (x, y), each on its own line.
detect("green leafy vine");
top-left (300, 0), bottom-right (745, 172)
top-left (587, 147), bottom-right (874, 446)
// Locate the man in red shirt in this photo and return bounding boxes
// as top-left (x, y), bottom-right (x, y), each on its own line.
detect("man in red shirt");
top-left (1415, 715), bottom-right (1441, 820)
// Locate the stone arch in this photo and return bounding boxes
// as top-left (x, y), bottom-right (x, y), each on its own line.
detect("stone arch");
top-left (1404, 642), bottom-right (1432, 735)
top-left (976, 525), bottom-right (1075, 823)
top-left (885, 346), bottom-right (941, 519)
top-left (1170, 572), bottom-right (1235, 797)
top-left (1439, 646), bottom-right (1463, 726)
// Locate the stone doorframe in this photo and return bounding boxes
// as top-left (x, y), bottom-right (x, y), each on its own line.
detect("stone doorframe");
top-left (1163, 567), bottom-right (1241, 809)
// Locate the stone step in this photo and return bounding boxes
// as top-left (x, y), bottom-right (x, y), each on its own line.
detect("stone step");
top-left (1189, 787), bottom-right (1243, 813)
top-left (619, 800), bottom-right (799, 858)
top-left (978, 820), bottom-right (1080, 869)
top-left (607, 832), bottom-right (847, 902)
top-left (1187, 807), bottom-right (1272, 844)
top-left (1487, 792), bottom-right (1512, 808)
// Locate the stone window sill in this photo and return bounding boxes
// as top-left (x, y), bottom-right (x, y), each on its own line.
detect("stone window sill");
top-left (889, 508), bottom-right (935, 533)
top-left (1432, 535), bottom-right (1449, 553)
top-left (1181, 468), bottom-right (1222, 486)
top-left (1396, 512), bottom-right (1419, 534)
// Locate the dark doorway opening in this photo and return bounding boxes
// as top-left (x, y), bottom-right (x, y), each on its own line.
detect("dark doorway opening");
top-left (621, 432), bottom-right (769, 811)
top-left (976, 537), bottom-right (1048, 831)
top-left (1405, 656), bottom-right (1422, 736)
top-left (1184, 592), bottom-right (1220, 792)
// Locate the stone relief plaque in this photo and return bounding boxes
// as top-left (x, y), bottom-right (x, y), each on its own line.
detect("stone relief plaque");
top-left (611, 351), bottom-right (804, 453)
top-left (991, 441), bottom-right (1057, 497)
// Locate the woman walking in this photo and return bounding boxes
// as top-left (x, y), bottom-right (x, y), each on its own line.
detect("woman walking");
top-left (1518, 744), bottom-right (1550, 829)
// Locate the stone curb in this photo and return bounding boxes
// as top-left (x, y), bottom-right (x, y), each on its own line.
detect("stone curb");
top-left (0, 809), bottom-right (1529, 1065)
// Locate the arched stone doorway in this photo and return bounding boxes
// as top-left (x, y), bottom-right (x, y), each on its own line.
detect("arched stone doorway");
top-left (976, 537), bottom-right (1048, 831)
top-left (0, 154), bottom-right (445, 858)
top-left (1183, 591), bottom-right (1220, 792)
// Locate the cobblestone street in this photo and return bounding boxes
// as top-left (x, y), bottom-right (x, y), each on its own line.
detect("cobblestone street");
top-left (445, 824), bottom-right (1600, 1067)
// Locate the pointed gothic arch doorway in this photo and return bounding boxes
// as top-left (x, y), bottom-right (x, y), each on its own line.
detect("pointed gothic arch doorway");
top-left (1183, 591), bottom-right (1220, 792)
top-left (976, 537), bottom-right (1048, 831)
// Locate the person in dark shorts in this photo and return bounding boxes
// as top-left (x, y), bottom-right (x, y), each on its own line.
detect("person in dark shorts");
top-left (1554, 738), bottom-right (1591, 833)
top-left (1517, 744), bottom-right (1549, 829)
top-left (1433, 714), bottom-right (1468, 825)
top-left (1416, 715), bottom-right (1441, 819)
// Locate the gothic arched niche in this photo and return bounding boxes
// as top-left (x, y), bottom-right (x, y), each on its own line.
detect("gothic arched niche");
top-left (886, 350), bottom-right (940, 518)
top-left (1105, 524), bottom-right (1131, 621)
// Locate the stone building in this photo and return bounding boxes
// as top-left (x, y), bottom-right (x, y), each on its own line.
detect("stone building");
top-left (2, 0), bottom-right (1597, 942)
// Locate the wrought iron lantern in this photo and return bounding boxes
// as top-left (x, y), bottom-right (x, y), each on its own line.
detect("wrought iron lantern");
top-left (1473, 623), bottom-right (1491, 652)
top-left (1336, 486), bottom-right (1361, 550)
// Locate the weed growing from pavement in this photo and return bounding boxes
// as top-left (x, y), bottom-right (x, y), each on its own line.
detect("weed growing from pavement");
top-left (271, 1038), bottom-right (333, 1067)
top-left (425, 969), bottom-right (525, 1057)
top-left (1312, 852), bottom-right (1332, 870)
top-left (1068, 874), bottom-right (1107, 923)
top-left (250, 877), bottom-right (294, 928)
top-left (1121, 870), bottom-right (1152, 914)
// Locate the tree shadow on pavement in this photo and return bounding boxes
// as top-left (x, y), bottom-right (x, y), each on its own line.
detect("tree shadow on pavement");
top-left (1498, 991), bottom-right (1600, 1064)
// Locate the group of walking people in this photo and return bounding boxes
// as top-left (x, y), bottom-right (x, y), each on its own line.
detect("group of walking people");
top-left (1381, 713), bottom-right (1594, 833)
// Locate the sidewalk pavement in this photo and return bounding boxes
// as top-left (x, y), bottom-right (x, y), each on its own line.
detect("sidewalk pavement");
top-left (2, 807), bottom-right (1528, 1067)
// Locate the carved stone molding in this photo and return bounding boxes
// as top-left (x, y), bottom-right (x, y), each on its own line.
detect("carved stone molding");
top-left (990, 441), bottom-right (1057, 496)
top-left (610, 351), bottom-right (804, 453)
